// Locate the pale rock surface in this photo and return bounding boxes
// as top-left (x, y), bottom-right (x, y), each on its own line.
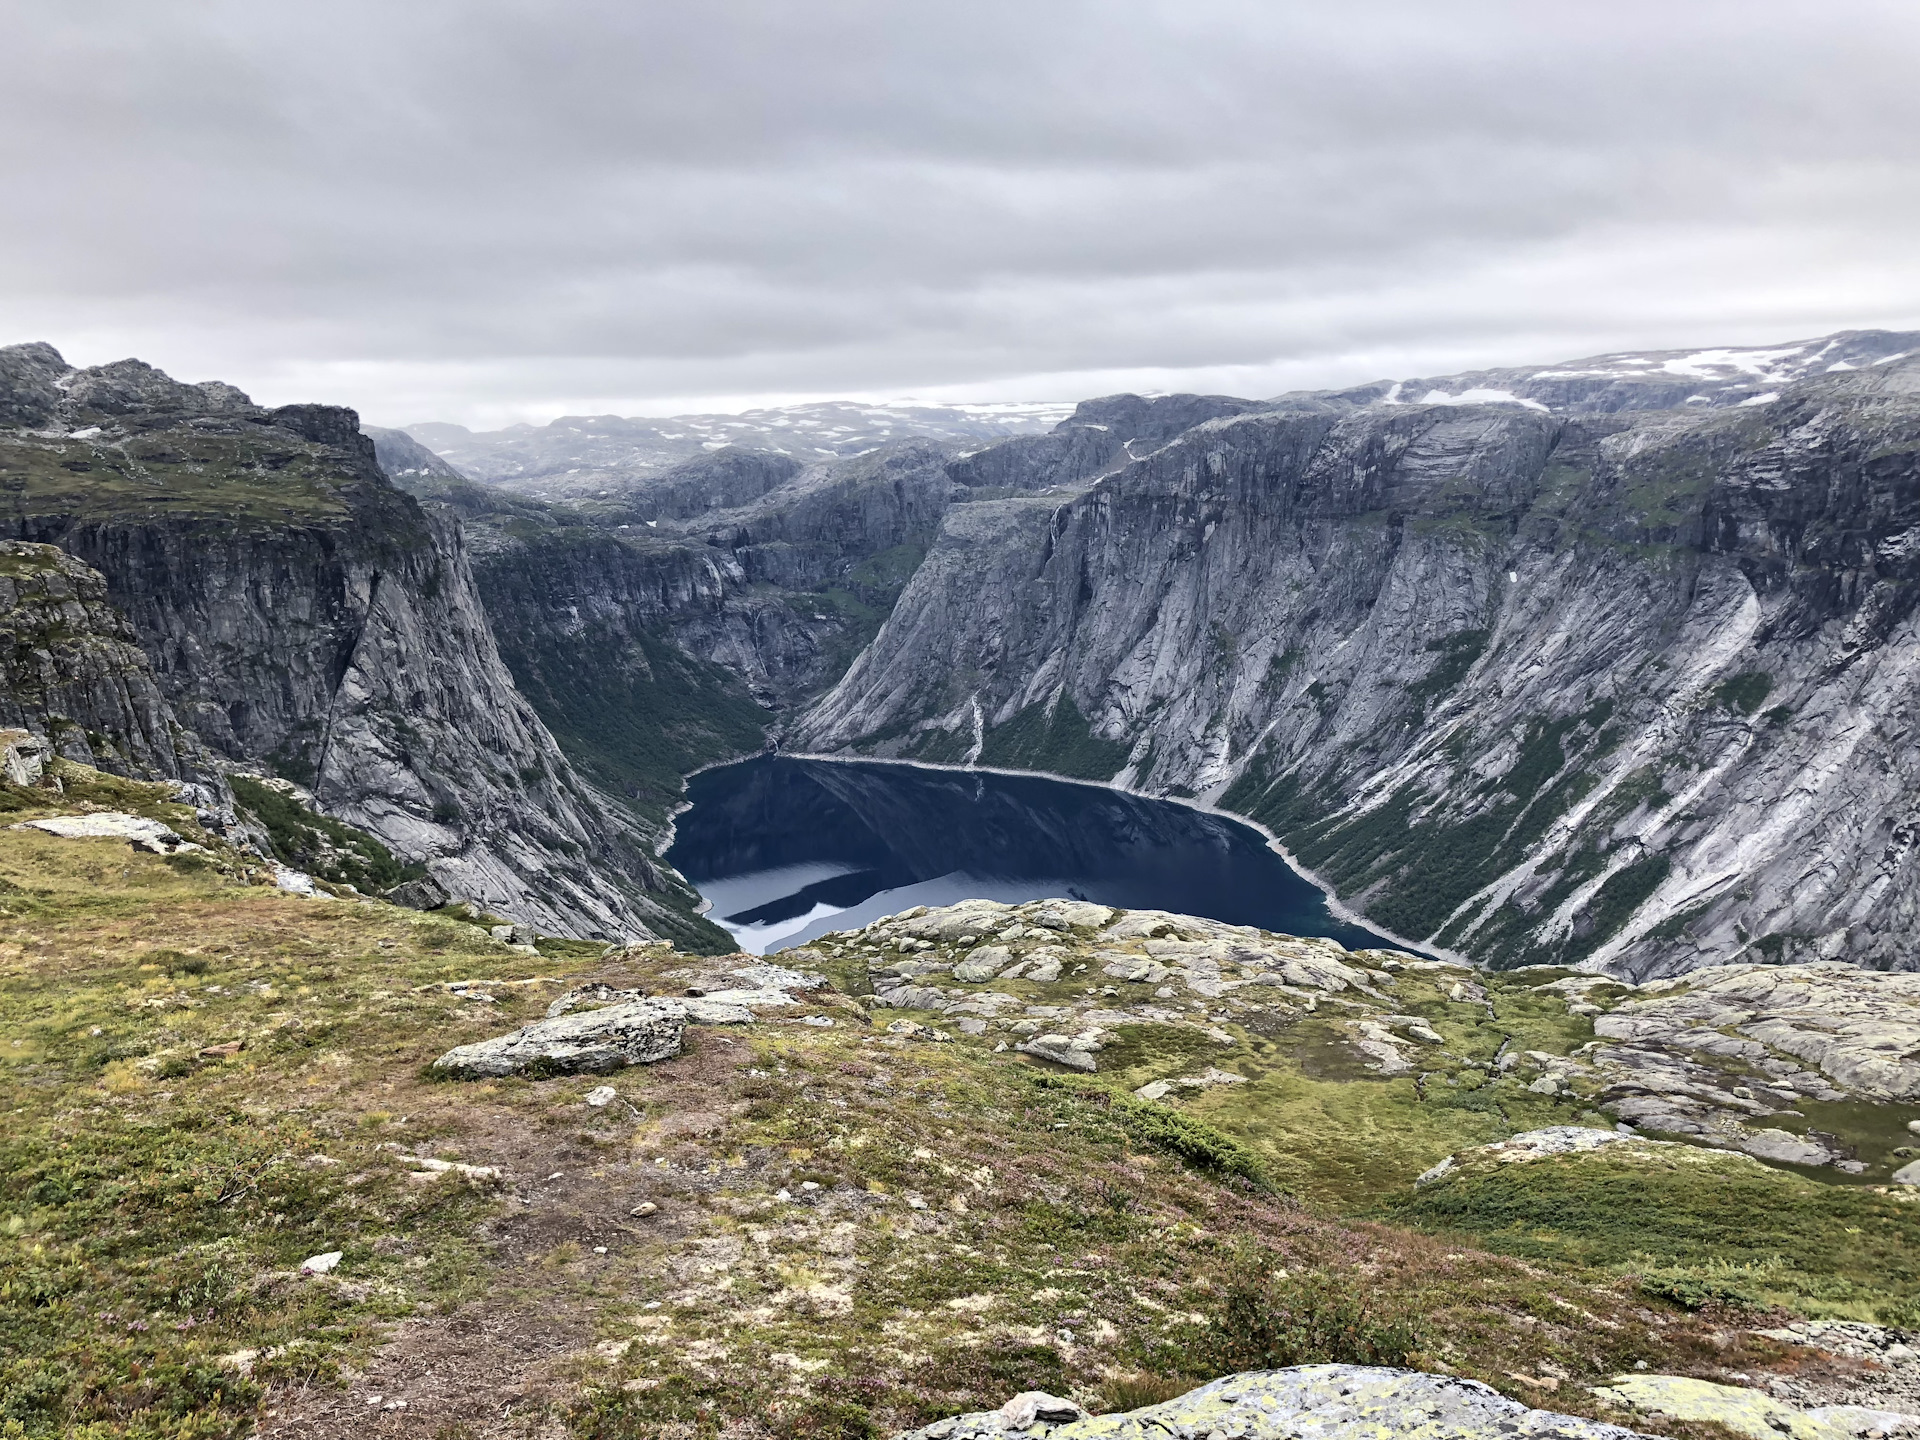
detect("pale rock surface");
top-left (795, 351), bottom-right (1920, 980)
top-left (13, 812), bottom-right (198, 853)
top-left (1593, 965), bottom-right (1920, 1101)
top-left (431, 998), bottom-right (685, 1078)
top-left (892, 1366), bottom-right (1663, 1440)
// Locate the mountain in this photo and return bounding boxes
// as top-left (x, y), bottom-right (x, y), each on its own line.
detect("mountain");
top-left (1320, 328), bottom-right (1920, 414)
top-left (0, 342), bottom-right (718, 944)
top-left (383, 394), bottom-right (1285, 828)
top-left (403, 398), bottom-right (1075, 500)
top-left (794, 331), bottom-right (1920, 979)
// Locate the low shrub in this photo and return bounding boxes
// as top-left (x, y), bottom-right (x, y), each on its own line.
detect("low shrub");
top-left (1201, 1265), bottom-right (1427, 1371)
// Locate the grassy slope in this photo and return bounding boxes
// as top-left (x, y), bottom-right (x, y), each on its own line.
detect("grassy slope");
top-left (0, 785), bottom-right (1908, 1437)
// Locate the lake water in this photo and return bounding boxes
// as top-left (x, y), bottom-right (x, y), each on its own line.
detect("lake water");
top-left (666, 755), bottom-right (1400, 955)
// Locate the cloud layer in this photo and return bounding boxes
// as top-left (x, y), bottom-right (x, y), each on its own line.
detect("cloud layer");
top-left (3, 0), bottom-right (1916, 426)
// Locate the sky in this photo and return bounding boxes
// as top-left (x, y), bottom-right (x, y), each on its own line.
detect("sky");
top-left (3, 0), bottom-right (1918, 430)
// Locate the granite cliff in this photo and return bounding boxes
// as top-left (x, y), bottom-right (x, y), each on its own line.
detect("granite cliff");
top-left (794, 332), bottom-right (1920, 979)
top-left (0, 342), bottom-right (709, 942)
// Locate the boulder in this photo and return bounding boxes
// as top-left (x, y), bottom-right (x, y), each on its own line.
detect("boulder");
top-left (1015, 1034), bottom-right (1097, 1072)
top-left (431, 998), bottom-right (684, 1078)
top-left (955, 945), bottom-right (1014, 982)
top-left (385, 874), bottom-right (451, 911)
top-left (892, 1365), bottom-right (1662, 1440)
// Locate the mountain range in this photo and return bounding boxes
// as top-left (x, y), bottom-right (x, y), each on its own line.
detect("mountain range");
top-left (7, 327), bottom-right (1920, 979)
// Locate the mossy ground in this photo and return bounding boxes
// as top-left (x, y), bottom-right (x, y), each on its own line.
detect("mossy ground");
top-left (0, 800), bottom-right (1905, 1436)
top-left (0, 434), bottom-right (360, 527)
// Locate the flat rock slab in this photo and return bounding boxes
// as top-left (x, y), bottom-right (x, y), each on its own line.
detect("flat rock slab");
top-left (894, 1366), bottom-right (1663, 1440)
top-left (431, 999), bottom-right (684, 1078)
top-left (12, 812), bottom-right (199, 854)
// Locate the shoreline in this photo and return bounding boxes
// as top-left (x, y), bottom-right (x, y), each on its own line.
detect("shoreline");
top-left (676, 745), bottom-right (1464, 966)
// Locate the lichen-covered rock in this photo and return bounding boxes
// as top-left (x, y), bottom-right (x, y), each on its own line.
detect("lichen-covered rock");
top-left (430, 998), bottom-right (684, 1078)
top-left (1014, 1034), bottom-right (1098, 1072)
top-left (1593, 965), bottom-right (1920, 1101)
top-left (1590, 1373), bottom-right (1902, 1440)
top-left (892, 1366), bottom-right (1663, 1440)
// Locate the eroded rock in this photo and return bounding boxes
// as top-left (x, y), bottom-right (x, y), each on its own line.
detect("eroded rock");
top-left (431, 998), bottom-right (684, 1078)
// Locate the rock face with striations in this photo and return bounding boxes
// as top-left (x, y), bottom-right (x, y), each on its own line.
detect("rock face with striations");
top-left (796, 332), bottom-right (1920, 978)
top-left (0, 342), bottom-right (699, 941)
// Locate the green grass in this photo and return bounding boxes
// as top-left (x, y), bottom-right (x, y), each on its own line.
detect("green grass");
top-left (3, 784), bottom-right (1915, 1434)
top-left (1388, 1146), bottom-right (1920, 1319)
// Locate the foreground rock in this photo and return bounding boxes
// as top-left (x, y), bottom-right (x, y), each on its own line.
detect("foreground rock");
top-left (1591, 965), bottom-right (1920, 1102)
top-left (1592, 1373), bottom-right (1920, 1440)
top-left (892, 1366), bottom-right (1661, 1440)
top-left (430, 998), bottom-right (684, 1078)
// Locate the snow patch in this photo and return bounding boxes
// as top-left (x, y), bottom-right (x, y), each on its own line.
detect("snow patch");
top-left (1416, 387), bottom-right (1549, 412)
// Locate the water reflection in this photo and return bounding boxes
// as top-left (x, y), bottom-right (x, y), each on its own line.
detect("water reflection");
top-left (666, 756), bottom-right (1396, 955)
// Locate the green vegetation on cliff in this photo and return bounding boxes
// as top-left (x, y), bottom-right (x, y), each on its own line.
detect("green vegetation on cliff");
top-left (978, 696), bottom-right (1129, 781)
top-left (494, 626), bottom-right (768, 827)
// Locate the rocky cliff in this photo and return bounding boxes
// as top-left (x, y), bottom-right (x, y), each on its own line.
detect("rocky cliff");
top-left (796, 333), bottom-right (1920, 979)
top-left (0, 342), bottom-right (708, 942)
top-left (0, 539), bottom-right (219, 787)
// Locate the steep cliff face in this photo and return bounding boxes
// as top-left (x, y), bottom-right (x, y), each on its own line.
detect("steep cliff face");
top-left (797, 350), bottom-right (1920, 979)
top-left (0, 343), bottom-right (703, 942)
top-left (0, 539), bottom-right (217, 786)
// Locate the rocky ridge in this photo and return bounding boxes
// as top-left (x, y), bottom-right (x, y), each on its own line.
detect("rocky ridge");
top-left (403, 399), bottom-right (1073, 497)
top-left (0, 342), bottom-right (705, 941)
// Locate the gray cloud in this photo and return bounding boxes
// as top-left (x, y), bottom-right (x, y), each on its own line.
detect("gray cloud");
top-left (2, 0), bottom-right (1916, 426)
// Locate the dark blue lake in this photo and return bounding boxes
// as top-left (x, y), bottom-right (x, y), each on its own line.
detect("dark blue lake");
top-left (665, 755), bottom-right (1399, 955)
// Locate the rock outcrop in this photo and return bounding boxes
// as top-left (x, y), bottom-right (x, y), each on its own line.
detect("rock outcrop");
top-left (830, 898), bottom-right (1920, 1179)
top-left (0, 540), bottom-right (217, 786)
top-left (891, 1366), bottom-right (1661, 1440)
top-left (796, 336), bottom-right (1920, 979)
top-left (431, 997), bottom-right (687, 1078)
top-left (0, 342), bottom-right (702, 941)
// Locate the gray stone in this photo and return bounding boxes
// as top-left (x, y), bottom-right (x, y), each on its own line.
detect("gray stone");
top-left (1015, 1034), bottom-right (1097, 1072)
top-left (955, 946), bottom-right (1014, 983)
top-left (13, 812), bottom-right (201, 855)
top-left (889, 1365), bottom-right (1664, 1440)
top-left (1737, 1128), bottom-right (1835, 1167)
top-left (431, 998), bottom-right (684, 1078)
top-left (385, 874), bottom-right (451, 911)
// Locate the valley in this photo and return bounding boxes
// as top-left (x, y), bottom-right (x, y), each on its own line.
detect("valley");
top-left (6, 330), bottom-right (1920, 1439)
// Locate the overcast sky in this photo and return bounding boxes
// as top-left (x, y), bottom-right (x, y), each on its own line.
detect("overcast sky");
top-left (3, 1), bottom-right (1918, 429)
